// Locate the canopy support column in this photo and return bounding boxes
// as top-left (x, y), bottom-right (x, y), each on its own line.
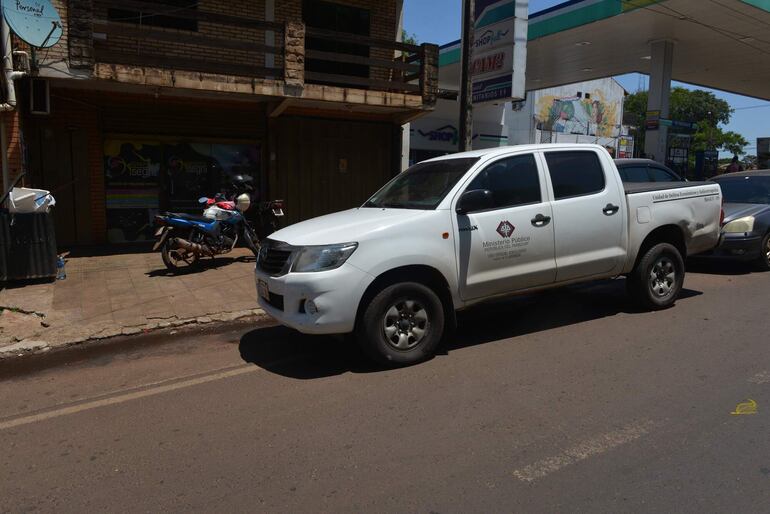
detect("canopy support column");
top-left (644, 39), bottom-right (674, 163)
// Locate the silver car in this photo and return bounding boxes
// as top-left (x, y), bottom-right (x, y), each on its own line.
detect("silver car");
top-left (708, 170), bottom-right (770, 270)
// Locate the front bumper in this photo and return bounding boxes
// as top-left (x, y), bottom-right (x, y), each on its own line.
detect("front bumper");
top-left (697, 234), bottom-right (762, 261)
top-left (254, 262), bottom-right (374, 335)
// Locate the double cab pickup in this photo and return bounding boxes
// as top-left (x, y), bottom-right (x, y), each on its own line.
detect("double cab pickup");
top-left (256, 144), bottom-right (722, 365)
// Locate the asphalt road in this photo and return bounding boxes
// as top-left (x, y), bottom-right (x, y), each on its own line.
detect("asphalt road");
top-left (1, 260), bottom-right (769, 513)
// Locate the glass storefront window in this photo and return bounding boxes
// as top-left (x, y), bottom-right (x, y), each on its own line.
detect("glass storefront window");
top-left (104, 140), bottom-right (161, 243)
top-left (104, 139), bottom-right (260, 243)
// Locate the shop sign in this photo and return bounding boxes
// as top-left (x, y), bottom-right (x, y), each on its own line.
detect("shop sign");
top-left (470, 0), bottom-right (527, 104)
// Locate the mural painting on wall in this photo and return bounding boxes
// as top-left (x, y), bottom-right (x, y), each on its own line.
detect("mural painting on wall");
top-left (536, 91), bottom-right (619, 138)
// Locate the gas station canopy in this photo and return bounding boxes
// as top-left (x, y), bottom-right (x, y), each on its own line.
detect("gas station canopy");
top-left (441, 0), bottom-right (770, 100)
top-left (528, 0), bottom-right (770, 99)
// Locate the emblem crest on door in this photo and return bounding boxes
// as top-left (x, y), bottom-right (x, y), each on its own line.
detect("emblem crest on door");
top-left (496, 220), bottom-right (515, 238)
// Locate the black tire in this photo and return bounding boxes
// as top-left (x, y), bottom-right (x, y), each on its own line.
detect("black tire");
top-left (627, 242), bottom-right (685, 310)
top-left (356, 282), bottom-right (445, 366)
top-left (754, 232), bottom-right (770, 272)
top-left (161, 238), bottom-right (200, 271)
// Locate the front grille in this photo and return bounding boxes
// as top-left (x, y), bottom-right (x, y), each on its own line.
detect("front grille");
top-left (258, 240), bottom-right (293, 275)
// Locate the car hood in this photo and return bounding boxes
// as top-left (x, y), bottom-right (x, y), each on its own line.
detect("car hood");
top-left (267, 208), bottom-right (434, 246)
top-left (722, 203), bottom-right (770, 223)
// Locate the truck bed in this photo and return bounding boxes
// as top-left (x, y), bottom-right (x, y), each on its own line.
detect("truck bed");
top-left (624, 181), bottom-right (713, 195)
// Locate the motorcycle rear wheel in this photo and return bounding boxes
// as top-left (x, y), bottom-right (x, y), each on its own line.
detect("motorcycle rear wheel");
top-left (161, 239), bottom-right (200, 271)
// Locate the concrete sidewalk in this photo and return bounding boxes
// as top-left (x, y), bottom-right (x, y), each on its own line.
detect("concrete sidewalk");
top-left (0, 248), bottom-right (264, 358)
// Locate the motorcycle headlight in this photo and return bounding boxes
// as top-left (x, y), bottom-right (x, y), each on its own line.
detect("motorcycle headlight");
top-left (291, 243), bottom-right (358, 273)
top-left (723, 216), bottom-right (755, 234)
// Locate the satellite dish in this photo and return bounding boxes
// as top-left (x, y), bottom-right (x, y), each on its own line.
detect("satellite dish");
top-left (2, 0), bottom-right (63, 48)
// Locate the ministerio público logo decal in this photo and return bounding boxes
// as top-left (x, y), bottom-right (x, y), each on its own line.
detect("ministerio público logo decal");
top-left (496, 220), bottom-right (515, 238)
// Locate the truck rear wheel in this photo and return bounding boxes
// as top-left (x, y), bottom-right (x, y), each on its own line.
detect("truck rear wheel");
top-left (356, 282), bottom-right (445, 366)
top-left (627, 242), bottom-right (684, 310)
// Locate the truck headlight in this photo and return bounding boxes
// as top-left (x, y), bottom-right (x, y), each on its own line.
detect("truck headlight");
top-left (723, 216), bottom-right (755, 233)
top-left (292, 243), bottom-right (358, 272)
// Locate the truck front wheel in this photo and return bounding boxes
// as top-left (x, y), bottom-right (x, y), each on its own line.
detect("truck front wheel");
top-left (627, 242), bottom-right (684, 310)
top-left (356, 282), bottom-right (445, 366)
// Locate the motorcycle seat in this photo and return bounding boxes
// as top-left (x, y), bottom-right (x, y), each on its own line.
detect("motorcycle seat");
top-left (167, 212), bottom-right (212, 223)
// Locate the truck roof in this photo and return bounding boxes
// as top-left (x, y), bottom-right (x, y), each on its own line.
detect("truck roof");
top-left (425, 143), bottom-right (608, 162)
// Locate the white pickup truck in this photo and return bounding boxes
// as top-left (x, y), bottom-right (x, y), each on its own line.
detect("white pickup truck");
top-left (255, 144), bottom-right (722, 365)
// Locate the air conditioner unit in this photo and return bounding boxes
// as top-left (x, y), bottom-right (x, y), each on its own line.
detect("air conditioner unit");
top-left (30, 78), bottom-right (50, 115)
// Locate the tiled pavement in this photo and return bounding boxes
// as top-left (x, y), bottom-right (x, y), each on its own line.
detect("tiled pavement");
top-left (0, 248), bottom-right (264, 357)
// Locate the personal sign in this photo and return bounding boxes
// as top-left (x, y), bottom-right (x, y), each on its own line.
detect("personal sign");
top-left (470, 0), bottom-right (528, 105)
top-left (2, 0), bottom-right (63, 48)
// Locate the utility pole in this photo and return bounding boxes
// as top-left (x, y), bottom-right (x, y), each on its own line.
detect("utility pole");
top-left (458, 0), bottom-right (474, 152)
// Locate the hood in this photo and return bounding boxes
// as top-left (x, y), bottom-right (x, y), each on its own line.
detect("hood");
top-left (722, 203), bottom-right (770, 223)
top-left (268, 208), bottom-right (433, 246)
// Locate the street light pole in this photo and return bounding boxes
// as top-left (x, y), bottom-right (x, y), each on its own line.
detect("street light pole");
top-left (458, 0), bottom-right (474, 152)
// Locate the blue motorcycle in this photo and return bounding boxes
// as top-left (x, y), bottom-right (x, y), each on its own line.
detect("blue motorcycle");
top-left (152, 193), bottom-right (261, 271)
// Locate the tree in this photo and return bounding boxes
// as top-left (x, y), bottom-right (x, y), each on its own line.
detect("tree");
top-left (401, 30), bottom-right (419, 46)
top-left (624, 87), bottom-right (745, 159)
top-left (720, 131), bottom-right (749, 157)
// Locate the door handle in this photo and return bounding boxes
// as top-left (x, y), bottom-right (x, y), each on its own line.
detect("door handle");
top-left (603, 203), bottom-right (620, 216)
top-left (531, 213), bottom-right (551, 227)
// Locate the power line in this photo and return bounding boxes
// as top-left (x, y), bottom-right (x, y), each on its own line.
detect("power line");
top-left (706, 0), bottom-right (770, 33)
top-left (733, 104), bottom-right (770, 110)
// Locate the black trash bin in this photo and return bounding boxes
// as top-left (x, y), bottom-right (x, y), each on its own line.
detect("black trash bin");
top-left (0, 210), bottom-right (9, 281)
top-left (3, 211), bottom-right (58, 281)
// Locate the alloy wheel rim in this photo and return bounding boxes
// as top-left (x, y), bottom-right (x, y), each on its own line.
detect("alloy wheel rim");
top-left (383, 299), bottom-right (428, 350)
top-left (649, 256), bottom-right (676, 298)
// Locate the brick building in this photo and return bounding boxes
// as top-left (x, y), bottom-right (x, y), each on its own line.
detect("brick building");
top-left (3, 0), bottom-right (438, 246)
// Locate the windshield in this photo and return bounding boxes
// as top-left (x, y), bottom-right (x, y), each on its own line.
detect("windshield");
top-left (715, 176), bottom-right (770, 204)
top-left (363, 157), bottom-right (480, 210)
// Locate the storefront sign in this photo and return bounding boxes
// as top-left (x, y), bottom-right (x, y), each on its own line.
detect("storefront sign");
top-left (470, 0), bottom-right (527, 104)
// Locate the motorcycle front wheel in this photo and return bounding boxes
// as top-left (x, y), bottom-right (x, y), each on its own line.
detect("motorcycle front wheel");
top-left (161, 238), bottom-right (200, 271)
top-left (242, 223), bottom-right (260, 255)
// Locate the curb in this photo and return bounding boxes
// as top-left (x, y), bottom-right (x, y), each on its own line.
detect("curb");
top-left (0, 308), bottom-right (271, 361)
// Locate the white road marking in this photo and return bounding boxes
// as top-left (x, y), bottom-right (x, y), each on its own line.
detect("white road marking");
top-left (0, 365), bottom-right (260, 431)
top-left (513, 420), bottom-right (657, 482)
top-left (749, 371), bottom-right (770, 385)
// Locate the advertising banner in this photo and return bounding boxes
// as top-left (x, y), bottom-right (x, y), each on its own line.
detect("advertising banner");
top-left (470, 0), bottom-right (528, 104)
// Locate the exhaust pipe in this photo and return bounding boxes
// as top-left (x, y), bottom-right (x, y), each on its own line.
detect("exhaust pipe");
top-left (171, 237), bottom-right (215, 257)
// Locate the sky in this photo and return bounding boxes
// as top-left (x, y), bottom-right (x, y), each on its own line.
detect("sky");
top-left (403, 0), bottom-right (770, 157)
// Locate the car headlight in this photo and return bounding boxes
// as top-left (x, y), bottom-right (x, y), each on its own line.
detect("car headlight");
top-left (723, 216), bottom-right (755, 233)
top-left (292, 243), bottom-right (358, 272)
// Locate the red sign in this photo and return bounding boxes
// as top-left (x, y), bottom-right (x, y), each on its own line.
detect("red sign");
top-left (471, 52), bottom-right (505, 76)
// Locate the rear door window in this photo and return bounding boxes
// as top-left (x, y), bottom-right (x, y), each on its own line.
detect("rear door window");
top-left (545, 151), bottom-right (605, 199)
top-left (620, 165), bottom-right (650, 182)
top-left (648, 166), bottom-right (679, 182)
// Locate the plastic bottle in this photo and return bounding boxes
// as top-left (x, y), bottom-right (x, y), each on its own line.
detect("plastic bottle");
top-left (56, 256), bottom-right (66, 280)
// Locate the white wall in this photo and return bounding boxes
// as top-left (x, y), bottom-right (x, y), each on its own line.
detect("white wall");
top-left (408, 76), bottom-right (628, 158)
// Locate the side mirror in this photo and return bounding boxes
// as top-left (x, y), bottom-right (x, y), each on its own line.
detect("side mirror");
top-left (198, 196), bottom-right (209, 204)
top-left (456, 189), bottom-right (494, 214)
